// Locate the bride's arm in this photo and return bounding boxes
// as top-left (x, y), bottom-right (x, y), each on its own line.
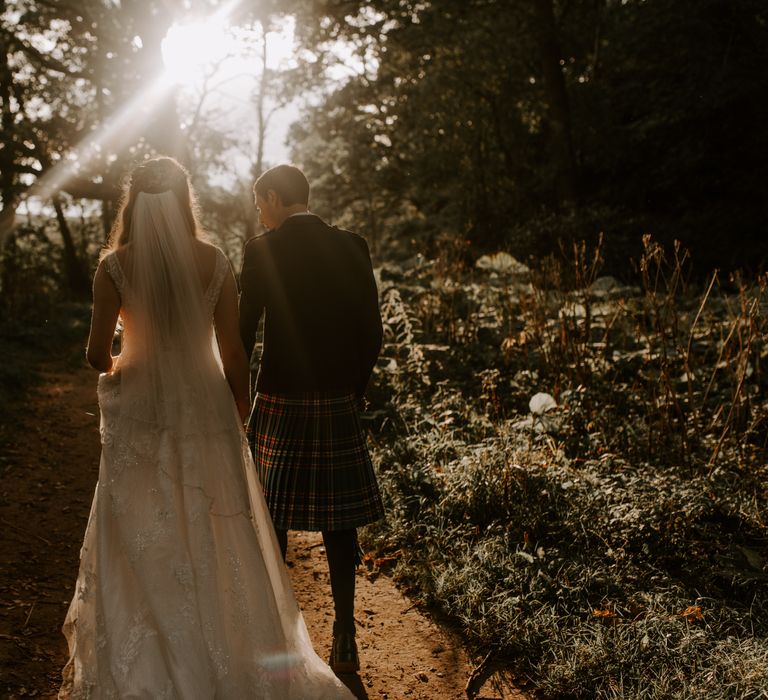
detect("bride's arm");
top-left (86, 260), bottom-right (121, 373)
top-left (214, 267), bottom-right (251, 423)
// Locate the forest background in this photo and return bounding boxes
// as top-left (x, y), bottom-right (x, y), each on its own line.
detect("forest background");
top-left (2, 1), bottom-right (768, 698)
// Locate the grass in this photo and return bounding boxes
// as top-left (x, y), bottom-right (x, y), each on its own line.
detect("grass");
top-left (361, 237), bottom-right (768, 698)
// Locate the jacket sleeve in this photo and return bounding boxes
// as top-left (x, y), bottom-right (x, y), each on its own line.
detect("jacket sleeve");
top-left (239, 237), bottom-right (266, 360)
top-left (355, 237), bottom-right (383, 399)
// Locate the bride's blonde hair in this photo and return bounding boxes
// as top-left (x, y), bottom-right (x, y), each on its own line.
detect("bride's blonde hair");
top-left (104, 157), bottom-right (201, 257)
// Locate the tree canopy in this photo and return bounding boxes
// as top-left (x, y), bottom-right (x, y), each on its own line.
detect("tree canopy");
top-left (1, 0), bottom-right (766, 309)
top-left (287, 0), bottom-right (768, 272)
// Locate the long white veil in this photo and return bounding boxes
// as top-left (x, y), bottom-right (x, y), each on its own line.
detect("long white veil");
top-left (104, 190), bottom-right (247, 525)
top-left (117, 191), bottom-right (233, 435)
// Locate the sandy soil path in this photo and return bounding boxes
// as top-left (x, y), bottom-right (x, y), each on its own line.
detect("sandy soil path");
top-left (0, 357), bottom-right (525, 700)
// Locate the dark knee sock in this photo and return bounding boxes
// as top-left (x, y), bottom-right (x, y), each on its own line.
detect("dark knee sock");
top-left (275, 528), bottom-right (288, 561)
top-left (322, 529), bottom-right (357, 634)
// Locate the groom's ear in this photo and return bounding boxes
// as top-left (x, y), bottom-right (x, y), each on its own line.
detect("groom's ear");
top-left (266, 189), bottom-right (282, 208)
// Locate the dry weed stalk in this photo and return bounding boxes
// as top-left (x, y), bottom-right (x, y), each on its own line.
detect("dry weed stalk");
top-left (511, 234), bottom-right (765, 469)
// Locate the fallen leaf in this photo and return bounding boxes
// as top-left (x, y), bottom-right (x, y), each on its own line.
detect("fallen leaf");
top-left (680, 606), bottom-right (704, 622)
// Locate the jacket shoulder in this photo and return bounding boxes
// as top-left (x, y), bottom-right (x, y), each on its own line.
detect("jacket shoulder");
top-left (244, 230), bottom-right (271, 247)
top-left (242, 230), bottom-right (275, 256)
top-left (331, 225), bottom-right (370, 251)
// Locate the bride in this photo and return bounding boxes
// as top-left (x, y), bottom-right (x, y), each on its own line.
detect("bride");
top-left (59, 157), bottom-right (355, 698)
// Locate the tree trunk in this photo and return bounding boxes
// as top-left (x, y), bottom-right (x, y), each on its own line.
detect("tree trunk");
top-left (52, 195), bottom-right (91, 297)
top-left (532, 0), bottom-right (578, 207)
top-left (242, 189), bottom-right (258, 243)
top-left (0, 3), bottom-right (19, 246)
top-left (254, 26), bottom-right (269, 177)
top-left (243, 22), bottom-right (270, 244)
top-left (0, 203), bottom-right (16, 246)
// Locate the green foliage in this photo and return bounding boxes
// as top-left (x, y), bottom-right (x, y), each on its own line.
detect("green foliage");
top-left (0, 223), bottom-right (63, 319)
top-left (361, 240), bottom-right (768, 698)
top-left (1, 203), bottom-right (105, 320)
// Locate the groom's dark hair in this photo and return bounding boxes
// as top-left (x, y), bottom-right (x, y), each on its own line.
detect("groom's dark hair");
top-left (254, 165), bottom-right (310, 206)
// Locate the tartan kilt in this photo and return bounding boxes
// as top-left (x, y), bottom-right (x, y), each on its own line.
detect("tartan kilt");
top-left (247, 391), bottom-right (385, 531)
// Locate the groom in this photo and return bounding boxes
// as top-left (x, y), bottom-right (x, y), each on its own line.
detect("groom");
top-left (239, 164), bottom-right (385, 674)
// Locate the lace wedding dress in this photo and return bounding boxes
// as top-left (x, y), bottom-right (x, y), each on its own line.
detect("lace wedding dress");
top-left (59, 191), bottom-right (354, 699)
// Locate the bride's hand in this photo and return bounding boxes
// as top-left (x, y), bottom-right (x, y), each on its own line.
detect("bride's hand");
top-left (98, 356), bottom-right (121, 380)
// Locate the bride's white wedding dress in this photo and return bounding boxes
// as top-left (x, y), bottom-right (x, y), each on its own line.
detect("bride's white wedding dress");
top-left (59, 191), bottom-right (354, 699)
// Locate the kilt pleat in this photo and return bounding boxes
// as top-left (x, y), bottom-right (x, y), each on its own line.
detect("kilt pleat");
top-left (247, 392), bottom-right (385, 531)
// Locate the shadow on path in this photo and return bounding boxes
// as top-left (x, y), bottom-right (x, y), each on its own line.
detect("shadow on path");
top-left (338, 672), bottom-right (369, 699)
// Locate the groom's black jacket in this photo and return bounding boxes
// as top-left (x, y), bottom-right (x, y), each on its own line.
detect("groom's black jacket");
top-left (239, 214), bottom-right (382, 398)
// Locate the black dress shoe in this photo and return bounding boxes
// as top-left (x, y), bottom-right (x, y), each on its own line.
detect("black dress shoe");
top-left (329, 631), bottom-right (360, 674)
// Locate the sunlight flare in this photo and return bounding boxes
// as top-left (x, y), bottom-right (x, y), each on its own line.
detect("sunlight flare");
top-left (162, 20), bottom-right (232, 85)
top-left (160, 0), bottom-right (244, 85)
top-left (162, 12), bottom-right (297, 87)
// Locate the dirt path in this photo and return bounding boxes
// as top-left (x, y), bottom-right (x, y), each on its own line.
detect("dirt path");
top-left (0, 356), bottom-right (525, 700)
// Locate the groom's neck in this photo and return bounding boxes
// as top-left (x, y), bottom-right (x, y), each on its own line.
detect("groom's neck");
top-left (275, 204), bottom-right (309, 229)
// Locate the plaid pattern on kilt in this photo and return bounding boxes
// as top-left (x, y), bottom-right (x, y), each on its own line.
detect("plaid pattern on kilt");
top-left (247, 391), bottom-right (385, 531)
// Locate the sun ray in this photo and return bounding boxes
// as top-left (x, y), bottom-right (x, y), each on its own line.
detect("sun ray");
top-left (28, 0), bottom-right (245, 207)
top-left (29, 73), bottom-right (174, 205)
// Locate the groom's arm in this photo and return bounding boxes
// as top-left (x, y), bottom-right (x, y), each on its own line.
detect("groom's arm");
top-left (353, 236), bottom-right (383, 399)
top-left (239, 236), bottom-right (266, 360)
